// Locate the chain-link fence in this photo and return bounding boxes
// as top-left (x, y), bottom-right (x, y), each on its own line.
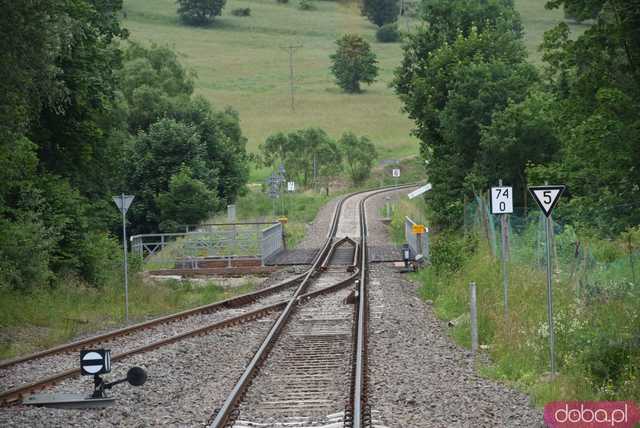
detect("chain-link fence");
top-left (461, 194), bottom-right (640, 399)
top-left (464, 196), bottom-right (639, 300)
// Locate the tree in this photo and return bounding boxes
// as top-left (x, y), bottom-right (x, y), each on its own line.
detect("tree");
top-left (476, 91), bottom-right (560, 208)
top-left (156, 167), bottom-right (218, 231)
top-left (330, 34), bottom-right (379, 93)
top-left (393, 1), bottom-right (535, 228)
top-left (122, 43), bottom-right (249, 209)
top-left (176, 0), bottom-right (226, 25)
top-left (128, 118), bottom-right (212, 233)
top-left (361, 0), bottom-right (399, 27)
top-left (338, 132), bottom-right (377, 185)
top-left (260, 128), bottom-right (342, 189)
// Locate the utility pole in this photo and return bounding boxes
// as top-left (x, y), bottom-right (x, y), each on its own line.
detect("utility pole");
top-left (281, 44), bottom-right (303, 112)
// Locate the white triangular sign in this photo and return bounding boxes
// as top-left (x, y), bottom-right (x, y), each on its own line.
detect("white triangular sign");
top-left (528, 185), bottom-right (565, 217)
top-left (112, 195), bottom-right (135, 214)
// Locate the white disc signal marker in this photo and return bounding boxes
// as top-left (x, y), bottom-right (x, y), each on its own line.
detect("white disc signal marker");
top-left (528, 185), bottom-right (565, 217)
top-left (82, 351), bottom-right (104, 374)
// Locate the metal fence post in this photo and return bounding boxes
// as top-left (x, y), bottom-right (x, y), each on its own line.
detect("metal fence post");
top-left (545, 215), bottom-right (557, 377)
top-left (470, 282), bottom-right (478, 354)
top-left (501, 213), bottom-right (509, 320)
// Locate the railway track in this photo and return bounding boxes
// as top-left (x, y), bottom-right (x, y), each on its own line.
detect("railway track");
top-left (210, 185), bottom-right (415, 428)
top-left (0, 184), bottom-right (416, 420)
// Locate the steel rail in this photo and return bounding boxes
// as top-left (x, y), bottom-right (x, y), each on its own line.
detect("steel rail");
top-left (0, 273), bottom-right (360, 407)
top-left (0, 271), bottom-right (310, 371)
top-left (351, 183), bottom-right (418, 427)
top-left (210, 183), bottom-right (421, 427)
top-left (2, 183), bottom-right (421, 411)
top-left (209, 190), bottom-right (352, 428)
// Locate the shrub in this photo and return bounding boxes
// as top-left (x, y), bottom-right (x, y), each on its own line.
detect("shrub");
top-left (176, 0), bottom-right (227, 25)
top-left (277, 0), bottom-right (289, 3)
top-left (298, 0), bottom-right (316, 10)
top-left (0, 218), bottom-right (52, 291)
top-left (79, 231), bottom-right (121, 288)
top-left (376, 23), bottom-right (400, 43)
top-left (430, 232), bottom-right (476, 274)
top-left (360, 0), bottom-right (399, 27)
top-left (231, 7), bottom-right (251, 16)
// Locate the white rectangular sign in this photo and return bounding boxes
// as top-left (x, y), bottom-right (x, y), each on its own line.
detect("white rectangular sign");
top-left (490, 186), bottom-right (513, 214)
top-left (287, 181), bottom-right (295, 192)
top-left (407, 183), bottom-right (432, 199)
top-left (392, 168), bottom-right (401, 178)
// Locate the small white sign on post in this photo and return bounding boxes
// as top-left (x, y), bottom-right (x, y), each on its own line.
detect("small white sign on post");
top-left (392, 168), bottom-right (401, 178)
top-left (287, 181), bottom-right (295, 192)
top-left (490, 186), bottom-right (513, 214)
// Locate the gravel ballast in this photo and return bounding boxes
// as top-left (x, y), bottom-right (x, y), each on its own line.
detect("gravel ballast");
top-left (0, 317), bottom-right (276, 427)
top-left (363, 191), bottom-right (542, 427)
top-left (0, 268), bottom-right (304, 394)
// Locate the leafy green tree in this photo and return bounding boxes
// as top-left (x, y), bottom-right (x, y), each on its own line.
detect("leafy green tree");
top-left (361, 0), bottom-right (399, 27)
top-left (330, 34), bottom-right (379, 93)
top-left (338, 132), bottom-right (377, 185)
top-left (176, 0), bottom-right (227, 25)
top-left (122, 44), bottom-right (249, 209)
top-left (476, 91), bottom-right (560, 208)
top-left (0, 0), bottom-right (129, 289)
top-left (157, 167), bottom-right (219, 231)
top-left (394, 21), bottom-right (536, 227)
top-left (128, 118), bottom-right (211, 233)
top-left (528, 0), bottom-right (640, 234)
top-left (121, 43), bottom-right (195, 132)
top-left (316, 139), bottom-right (343, 194)
top-left (260, 128), bottom-right (342, 188)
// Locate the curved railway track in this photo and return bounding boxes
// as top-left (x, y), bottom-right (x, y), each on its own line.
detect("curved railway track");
top-left (210, 185), bottom-right (415, 428)
top-left (0, 184), bottom-right (417, 422)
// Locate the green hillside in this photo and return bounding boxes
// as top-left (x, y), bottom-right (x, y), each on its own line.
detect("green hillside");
top-left (123, 0), bottom-right (582, 158)
top-left (123, 0), bottom-right (418, 158)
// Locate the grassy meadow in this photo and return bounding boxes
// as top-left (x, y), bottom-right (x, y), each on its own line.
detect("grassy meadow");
top-left (123, 0), bottom-right (419, 158)
top-left (122, 0), bottom-right (582, 162)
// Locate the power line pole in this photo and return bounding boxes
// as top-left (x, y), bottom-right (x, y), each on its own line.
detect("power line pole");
top-left (281, 44), bottom-right (303, 112)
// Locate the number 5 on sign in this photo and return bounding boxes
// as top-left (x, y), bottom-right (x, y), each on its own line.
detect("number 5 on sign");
top-left (490, 186), bottom-right (513, 214)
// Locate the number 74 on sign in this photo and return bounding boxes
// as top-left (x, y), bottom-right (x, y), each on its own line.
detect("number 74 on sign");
top-left (490, 186), bottom-right (513, 215)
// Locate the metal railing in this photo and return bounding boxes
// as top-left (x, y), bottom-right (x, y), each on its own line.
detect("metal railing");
top-left (130, 222), bottom-right (284, 269)
top-left (261, 223), bottom-right (284, 264)
top-left (404, 216), bottom-right (430, 261)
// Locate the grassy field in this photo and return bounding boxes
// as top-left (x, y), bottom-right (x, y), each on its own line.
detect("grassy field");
top-left (0, 277), bottom-right (256, 360)
top-left (122, 0), bottom-right (583, 161)
top-left (515, 0), bottom-right (587, 64)
top-left (123, 0), bottom-right (419, 158)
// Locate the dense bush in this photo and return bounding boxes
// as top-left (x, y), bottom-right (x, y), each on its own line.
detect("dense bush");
top-left (231, 7), bottom-right (251, 16)
top-left (376, 23), bottom-right (400, 42)
top-left (176, 0), bottom-right (227, 25)
top-left (277, 0), bottom-right (289, 3)
top-left (360, 0), bottom-right (399, 27)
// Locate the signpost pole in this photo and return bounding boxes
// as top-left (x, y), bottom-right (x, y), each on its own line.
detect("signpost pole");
top-left (498, 179), bottom-right (509, 321)
top-left (545, 214), bottom-right (556, 377)
top-left (528, 184), bottom-right (564, 378)
top-left (120, 194), bottom-right (129, 324)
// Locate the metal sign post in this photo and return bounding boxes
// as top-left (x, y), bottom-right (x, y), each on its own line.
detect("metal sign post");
top-left (112, 194), bottom-right (134, 323)
top-left (528, 184), bottom-right (565, 377)
top-left (490, 181), bottom-right (513, 320)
